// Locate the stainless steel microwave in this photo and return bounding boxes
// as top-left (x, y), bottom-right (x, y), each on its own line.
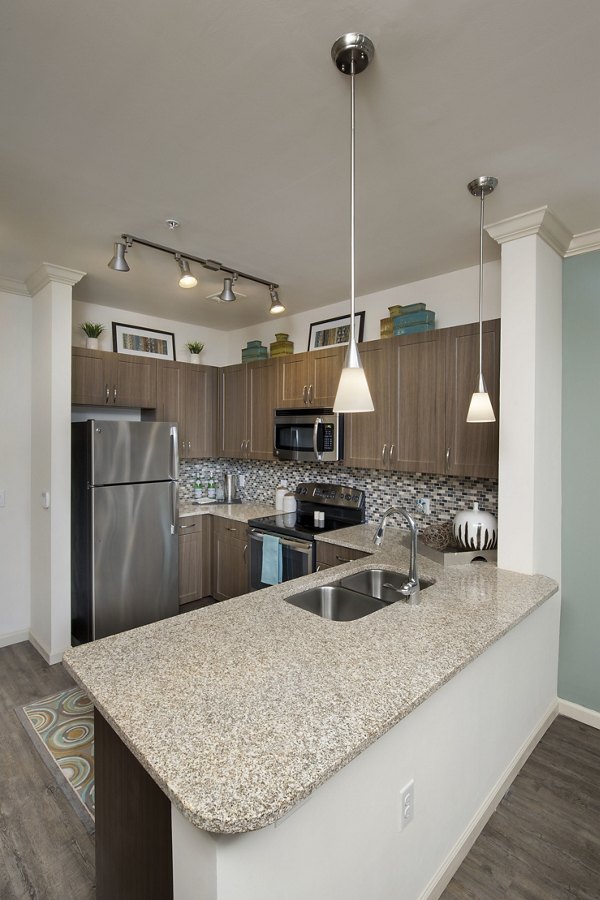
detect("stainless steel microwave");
top-left (273, 408), bottom-right (343, 462)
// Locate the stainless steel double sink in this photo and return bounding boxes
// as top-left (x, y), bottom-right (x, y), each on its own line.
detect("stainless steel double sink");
top-left (284, 569), bottom-right (434, 622)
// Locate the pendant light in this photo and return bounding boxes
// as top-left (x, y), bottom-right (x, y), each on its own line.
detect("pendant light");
top-left (466, 176), bottom-right (498, 423)
top-left (332, 33), bottom-right (374, 413)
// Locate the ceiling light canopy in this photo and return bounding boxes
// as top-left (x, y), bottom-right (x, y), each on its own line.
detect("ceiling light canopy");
top-left (107, 232), bottom-right (281, 314)
top-left (332, 33), bottom-right (375, 414)
top-left (466, 175), bottom-right (498, 424)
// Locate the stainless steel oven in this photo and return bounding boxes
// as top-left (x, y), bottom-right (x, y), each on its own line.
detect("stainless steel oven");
top-left (247, 482), bottom-right (365, 589)
top-left (273, 408), bottom-right (343, 462)
top-left (248, 528), bottom-right (314, 591)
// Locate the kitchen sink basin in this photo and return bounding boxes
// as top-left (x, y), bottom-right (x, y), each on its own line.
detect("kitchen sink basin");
top-left (284, 584), bottom-right (388, 621)
top-left (339, 569), bottom-right (434, 603)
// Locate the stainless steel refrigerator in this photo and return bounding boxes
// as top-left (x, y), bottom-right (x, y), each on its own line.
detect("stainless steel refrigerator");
top-left (71, 420), bottom-right (179, 643)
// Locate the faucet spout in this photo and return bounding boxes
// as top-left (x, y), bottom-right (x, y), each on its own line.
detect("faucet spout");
top-left (372, 505), bottom-right (421, 604)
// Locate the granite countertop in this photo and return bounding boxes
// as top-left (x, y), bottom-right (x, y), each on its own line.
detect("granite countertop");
top-left (178, 500), bottom-right (275, 522)
top-left (63, 515), bottom-right (558, 837)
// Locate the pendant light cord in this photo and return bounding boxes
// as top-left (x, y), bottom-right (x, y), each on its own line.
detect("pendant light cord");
top-left (350, 60), bottom-right (356, 347)
top-left (478, 189), bottom-right (484, 382)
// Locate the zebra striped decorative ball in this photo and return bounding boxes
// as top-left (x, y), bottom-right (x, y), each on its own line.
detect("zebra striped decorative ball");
top-left (453, 502), bottom-right (497, 550)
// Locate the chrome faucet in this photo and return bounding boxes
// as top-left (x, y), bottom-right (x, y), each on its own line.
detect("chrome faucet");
top-left (373, 506), bottom-right (420, 604)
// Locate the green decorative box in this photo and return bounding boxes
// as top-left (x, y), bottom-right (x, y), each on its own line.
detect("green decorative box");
top-left (241, 340), bottom-right (268, 361)
top-left (270, 333), bottom-right (294, 357)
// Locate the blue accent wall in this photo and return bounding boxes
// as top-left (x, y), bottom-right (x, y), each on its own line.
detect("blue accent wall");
top-left (560, 250), bottom-right (600, 711)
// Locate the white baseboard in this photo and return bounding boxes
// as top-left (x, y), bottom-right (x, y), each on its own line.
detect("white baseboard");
top-left (28, 632), bottom-right (65, 666)
top-left (421, 699), bottom-right (559, 900)
top-left (0, 629), bottom-right (30, 649)
top-left (558, 698), bottom-right (600, 730)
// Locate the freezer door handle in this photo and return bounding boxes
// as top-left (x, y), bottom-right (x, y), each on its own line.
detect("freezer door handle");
top-left (169, 426), bottom-right (179, 481)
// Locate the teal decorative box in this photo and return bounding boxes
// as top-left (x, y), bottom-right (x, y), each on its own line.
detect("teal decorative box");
top-left (393, 322), bottom-right (435, 336)
top-left (392, 309), bottom-right (435, 328)
top-left (242, 340), bottom-right (268, 361)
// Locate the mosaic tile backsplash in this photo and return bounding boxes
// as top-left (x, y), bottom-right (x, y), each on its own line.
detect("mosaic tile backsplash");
top-left (180, 458), bottom-right (498, 530)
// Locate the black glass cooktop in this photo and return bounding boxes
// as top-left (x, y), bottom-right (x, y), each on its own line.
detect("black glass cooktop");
top-left (247, 513), bottom-right (346, 541)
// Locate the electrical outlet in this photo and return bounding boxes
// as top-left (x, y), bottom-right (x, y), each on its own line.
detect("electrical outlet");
top-left (416, 497), bottom-right (431, 515)
top-left (399, 779), bottom-right (414, 831)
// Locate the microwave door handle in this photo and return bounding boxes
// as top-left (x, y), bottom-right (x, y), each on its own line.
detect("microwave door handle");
top-left (313, 417), bottom-right (323, 461)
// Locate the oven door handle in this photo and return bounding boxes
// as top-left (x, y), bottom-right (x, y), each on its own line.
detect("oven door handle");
top-left (250, 530), bottom-right (313, 554)
top-left (313, 417), bottom-right (323, 462)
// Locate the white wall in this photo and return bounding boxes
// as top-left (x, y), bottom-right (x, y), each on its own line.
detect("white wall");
top-left (73, 262), bottom-right (500, 368)
top-left (229, 261), bottom-right (500, 364)
top-left (0, 289), bottom-right (32, 646)
top-left (72, 300), bottom-right (229, 368)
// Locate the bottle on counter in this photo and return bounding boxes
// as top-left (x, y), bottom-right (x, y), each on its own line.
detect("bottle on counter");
top-left (207, 474), bottom-right (216, 500)
top-left (275, 479), bottom-right (288, 511)
top-left (194, 481), bottom-right (204, 500)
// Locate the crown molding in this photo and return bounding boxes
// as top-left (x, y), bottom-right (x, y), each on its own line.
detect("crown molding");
top-left (0, 275), bottom-right (30, 296)
top-left (486, 206), bottom-right (572, 256)
top-left (565, 228), bottom-right (600, 258)
top-left (25, 263), bottom-right (86, 296)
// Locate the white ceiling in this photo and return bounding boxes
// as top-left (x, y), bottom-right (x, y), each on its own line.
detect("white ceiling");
top-left (1, 0), bottom-right (599, 330)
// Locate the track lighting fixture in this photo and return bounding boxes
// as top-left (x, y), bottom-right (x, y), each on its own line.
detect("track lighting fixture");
top-left (332, 33), bottom-right (375, 414)
top-left (466, 175), bottom-right (497, 423)
top-left (107, 241), bottom-right (130, 272)
top-left (219, 274), bottom-right (237, 303)
top-left (175, 254), bottom-right (198, 289)
top-left (269, 286), bottom-right (285, 314)
top-left (107, 233), bottom-right (281, 313)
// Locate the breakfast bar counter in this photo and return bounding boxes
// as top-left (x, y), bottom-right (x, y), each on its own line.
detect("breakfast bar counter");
top-left (63, 524), bottom-right (559, 899)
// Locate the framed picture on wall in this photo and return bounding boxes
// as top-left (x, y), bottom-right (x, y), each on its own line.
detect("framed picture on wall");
top-left (112, 322), bottom-right (176, 360)
top-left (307, 311), bottom-right (365, 351)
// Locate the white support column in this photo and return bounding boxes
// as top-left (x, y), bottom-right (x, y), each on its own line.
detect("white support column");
top-left (26, 263), bottom-right (85, 663)
top-left (487, 208), bottom-right (566, 579)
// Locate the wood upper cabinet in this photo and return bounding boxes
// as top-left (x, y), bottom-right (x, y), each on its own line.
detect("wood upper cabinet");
top-left (212, 516), bottom-right (248, 601)
top-left (444, 319), bottom-right (500, 478)
top-left (277, 346), bottom-right (344, 408)
top-left (343, 321), bottom-right (499, 477)
top-left (218, 359), bottom-right (278, 460)
top-left (72, 348), bottom-right (157, 408)
top-left (154, 361), bottom-right (217, 459)
top-left (178, 515), bottom-right (212, 605)
top-left (343, 331), bottom-right (445, 474)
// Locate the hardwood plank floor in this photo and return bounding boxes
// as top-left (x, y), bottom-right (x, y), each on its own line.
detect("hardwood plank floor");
top-left (0, 641), bottom-right (95, 900)
top-left (2, 640), bottom-right (599, 900)
top-left (442, 715), bottom-right (600, 900)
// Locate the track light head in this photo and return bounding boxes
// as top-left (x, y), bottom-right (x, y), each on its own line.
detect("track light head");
top-left (175, 254), bottom-right (198, 289)
top-left (219, 276), bottom-right (237, 302)
top-left (269, 285), bottom-right (285, 314)
top-left (108, 241), bottom-right (130, 272)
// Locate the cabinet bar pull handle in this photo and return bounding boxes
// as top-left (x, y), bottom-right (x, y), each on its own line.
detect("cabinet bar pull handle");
top-left (105, 383), bottom-right (110, 403)
top-left (389, 444), bottom-right (395, 466)
top-left (303, 385), bottom-right (308, 405)
top-left (187, 441), bottom-right (191, 450)
top-left (113, 385), bottom-right (117, 403)
top-left (308, 384), bottom-right (314, 404)
top-left (227, 526), bottom-right (237, 532)
top-left (243, 543), bottom-right (247, 562)
top-left (179, 523), bottom-right (196, 529)
top-left (446, 447), bottom-right (450, 469)
top-left (382, 443), bottom-right (387, 464)
top-left (335, 555), bottom-right (351, 563)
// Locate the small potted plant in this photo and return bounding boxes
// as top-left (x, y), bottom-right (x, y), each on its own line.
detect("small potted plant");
top-left (185, 341), bottom-right (204, 363)
top-left (81, 322), bottom-right (105, 350)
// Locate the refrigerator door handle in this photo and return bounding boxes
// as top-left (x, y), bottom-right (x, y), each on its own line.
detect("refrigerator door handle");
top-left (169, 480), bottom-right (178, 535)
top-left (169, 426), bottom-right (179, 481)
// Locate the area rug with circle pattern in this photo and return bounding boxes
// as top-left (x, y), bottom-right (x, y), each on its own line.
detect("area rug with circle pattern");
top-left (16, 686), bottom-right (95, 832)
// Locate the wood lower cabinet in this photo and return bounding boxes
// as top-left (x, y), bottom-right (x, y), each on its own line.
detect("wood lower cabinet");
top-left (218, 359), bottom-right (278, 460)
top-left (315, 541), bottom-right (370, 571)
top-left (278, 345), bottom-right (344, 408)
top-left (72, 348), bottom-right (157, 408)
top-left (178, 515), bottom-right (212, 606)
top-left (154, 361), bottom-right (216, 459)
top-left (212, 516), bottom-right (248, 601)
